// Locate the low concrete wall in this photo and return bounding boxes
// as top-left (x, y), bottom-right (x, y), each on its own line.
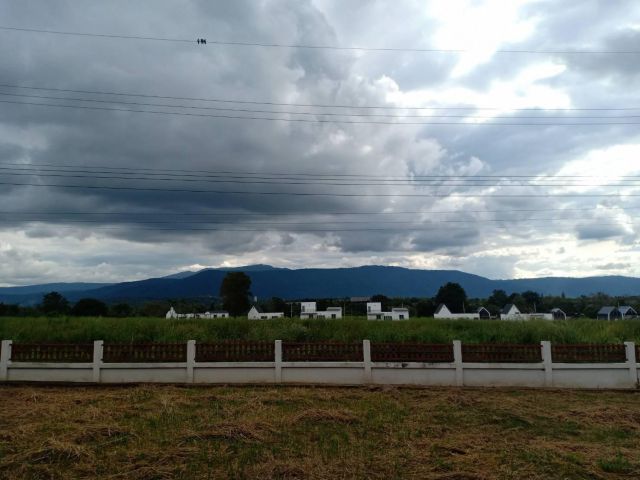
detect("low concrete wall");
top-left (1, 340), bottom-right (639, 389)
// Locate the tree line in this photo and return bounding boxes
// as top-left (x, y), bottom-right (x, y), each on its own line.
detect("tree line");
top-left (0, 274), bottom-right (637, 318)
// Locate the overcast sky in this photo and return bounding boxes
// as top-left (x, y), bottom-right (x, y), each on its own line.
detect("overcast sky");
top-left (1, 0), bottom-right (640, 286)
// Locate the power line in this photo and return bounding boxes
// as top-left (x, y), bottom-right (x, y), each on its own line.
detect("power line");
top-left (1, 25), bottom-right (638, 55)
top-left (0, 216), bottom-right (633, 225)
top-left (4, 99), bottom-right (640, 126)
top-left (2, 91), bottom-right (639, 120)
top-left (0, 205), bottom-right (636, 216)
top-left (2, 83), bottom-right (637, 112)
top-left (2, 161), bottom-right (639, 180)
top-left (3, 168), bottom-right (640, 188)
top-left (1, 221), bottom-right (631, 234)
top-left (2, 180), bottom-right (640, 197)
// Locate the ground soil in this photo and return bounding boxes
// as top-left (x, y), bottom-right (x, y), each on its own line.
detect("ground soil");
top-left (1, 385), bottom-right (639, 479)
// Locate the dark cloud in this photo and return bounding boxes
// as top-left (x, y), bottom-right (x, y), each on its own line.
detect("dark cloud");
top-left (0, 0), bottom-right (640, 283)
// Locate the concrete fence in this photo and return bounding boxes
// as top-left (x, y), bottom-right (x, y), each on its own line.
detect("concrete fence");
top-left (0, 340), bottom-right (638, 389)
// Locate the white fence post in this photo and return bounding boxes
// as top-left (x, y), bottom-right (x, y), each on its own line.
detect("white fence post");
top-left (624, 341), bottom-right (637, 386)
top-left (363, 340), bottom-right (372, 383)
top-left (541, 341), bottom-right (553, 387)
top-left (186, 340), bottom-right (196, 384)
top-left (92, 340), bottom-right (103, 383)
top-left (275, 340), bottom-right (282, 383)
top-left (453, 340), bottom-right (463, 387)
top-left (0, 340), bottom-right (11, 382)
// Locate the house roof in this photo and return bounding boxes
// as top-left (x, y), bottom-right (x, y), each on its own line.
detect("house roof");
top-left (598, 306), bottom-right (616, 315)
top-left (326, 307), bottom-right (342, 311)
top-left (434, 303), bottom-right (449, 314)
top-left (350, 296), bottom-right (371, 302)
top-left (619, 306), bottom-right (637, 315)
top-left (476, 307), bottom-right (490, 314)
top-left (501, 304), bottom-right (518, 314)
top-left (249, 305), bottom-right (264, 313)
top-left (391, 307), bottom-right (409, 311)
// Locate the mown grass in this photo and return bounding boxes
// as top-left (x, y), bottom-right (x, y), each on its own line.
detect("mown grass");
top-left (1, 385), bottom-right (639, 479)
top-left (2, 316), bottom-right (640, 343)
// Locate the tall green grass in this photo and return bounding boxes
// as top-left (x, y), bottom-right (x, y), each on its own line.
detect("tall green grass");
top-left (2, 316), bottom-right (640, 343)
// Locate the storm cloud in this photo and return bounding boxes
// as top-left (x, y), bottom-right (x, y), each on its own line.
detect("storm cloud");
top-left (1, 0), bottom-right (640, 285)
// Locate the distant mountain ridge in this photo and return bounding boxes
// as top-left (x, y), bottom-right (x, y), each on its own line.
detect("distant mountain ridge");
top-left (2, 266), bottom-right (640, 305)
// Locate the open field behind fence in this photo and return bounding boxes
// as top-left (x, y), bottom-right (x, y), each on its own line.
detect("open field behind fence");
top-left (1, 385), bottom-right (640, 479)
top-left (3, 316), bottom-right (640, 343)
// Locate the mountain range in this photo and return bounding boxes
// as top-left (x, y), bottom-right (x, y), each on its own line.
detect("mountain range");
top-left (2, 265), bottom-right (640, 305)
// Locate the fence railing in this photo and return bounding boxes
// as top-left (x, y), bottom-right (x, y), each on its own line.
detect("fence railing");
top-left (551, 344), bottom-right (627, 363)
top-left (282, 342), bottom-right (363, 361)
top-left (196, 341), bottom-right (274, 362)
top-left (462, 344), bottom-right (542, 363)
top-left (10, 343), bottom-right (94, 363)
top-left (103, 343), bottom-right (187, 363)
top-left (371, 343), bottom-right (454, 362)
top-left (2, 341), bottom-right (638, 364)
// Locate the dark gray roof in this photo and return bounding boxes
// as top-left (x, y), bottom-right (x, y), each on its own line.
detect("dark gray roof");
top-left (598, 306), bottom-right (616, 315)
top-left (476, 307), bottom-right (490, 314)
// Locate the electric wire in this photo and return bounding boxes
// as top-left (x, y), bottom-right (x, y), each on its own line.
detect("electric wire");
top-left (1, 26), bottom-right (638, 55)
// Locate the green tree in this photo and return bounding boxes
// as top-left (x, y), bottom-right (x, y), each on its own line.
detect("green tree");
top-left (268, 297), bottom-right (287, 313)
top-left (415, 299), bottom-right (435, 317)
top-left (434, 283), bottom-right (467, 312)
top-left (220, 272), bottom-right (252, 316)
top-left (488, 289), bottom-right (509, 307)
top-left (110, 303), bottom-right (134, 317)
top-left (521, 290), bottom-right (542, 311)
top-left (71, 298), bottom-right (109, 316)
top-left (0, 303), bottom-right (20, 316)
top-left (39, 291), bottom-right (70, 315)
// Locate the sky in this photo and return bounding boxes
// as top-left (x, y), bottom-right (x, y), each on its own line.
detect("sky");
top-left (1, 0), bottom-right (640, 286)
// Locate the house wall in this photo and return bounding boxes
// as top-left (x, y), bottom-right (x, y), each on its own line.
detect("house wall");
top-left (435, 312), bottom-right (480, 320)
top-left (316, 310), bottom-right (343, 319)
top-left (501, 313), bottom-right (553, 321)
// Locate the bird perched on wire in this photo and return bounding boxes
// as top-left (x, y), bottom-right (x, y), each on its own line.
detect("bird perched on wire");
top-left (196, 38), bottom-right (207, 44)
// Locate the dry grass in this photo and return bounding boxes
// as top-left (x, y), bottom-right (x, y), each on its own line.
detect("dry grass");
top-left (1, 385), bottom-right (639, 479)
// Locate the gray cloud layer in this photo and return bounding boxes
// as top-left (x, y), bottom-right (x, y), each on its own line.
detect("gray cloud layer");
top-left (1, 0), bottom-right (640, 285)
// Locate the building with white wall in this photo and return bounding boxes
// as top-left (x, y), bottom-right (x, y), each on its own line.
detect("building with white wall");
top-left (300, 302), bottom-right (342, 319)
top-left (247, 306), bottom-right (284, 320)
top-left (597, 306), bottom-right (637, 321)
top-left (366, 302), bottom-right (409, 320)
top-left (500, 304), bottom-right (553, 321)
top-left (166, 307), bottom-right (229, 319)
top-left (434, 304), bottom-right (490, 320)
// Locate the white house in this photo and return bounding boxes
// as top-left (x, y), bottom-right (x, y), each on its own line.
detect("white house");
top-left (434, 304), bottom-right (490, 320)
top-left (247, 305), bottom-right (284, 320)
top-left (166, 307), bottom-right (229, 319)
top-left (300, 302), bottom-right (342, 319)
top-left (618, 306), bottom-right (638, 319)
top-left (500, 304), bottom-right (553, 321)
top-left (366, 302), bottom-right (410, 320)
top-left (597, 306), bottom-right (637, 321)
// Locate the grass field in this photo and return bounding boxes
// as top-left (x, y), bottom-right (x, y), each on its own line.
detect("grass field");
top-left (2, 316), bottom-right (640, 344)
top-left (0, 385), bottom-right (639, 479)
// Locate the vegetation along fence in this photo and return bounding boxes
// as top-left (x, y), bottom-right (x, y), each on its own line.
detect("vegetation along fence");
top-left (0, 340), bottom-right (638, 389)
